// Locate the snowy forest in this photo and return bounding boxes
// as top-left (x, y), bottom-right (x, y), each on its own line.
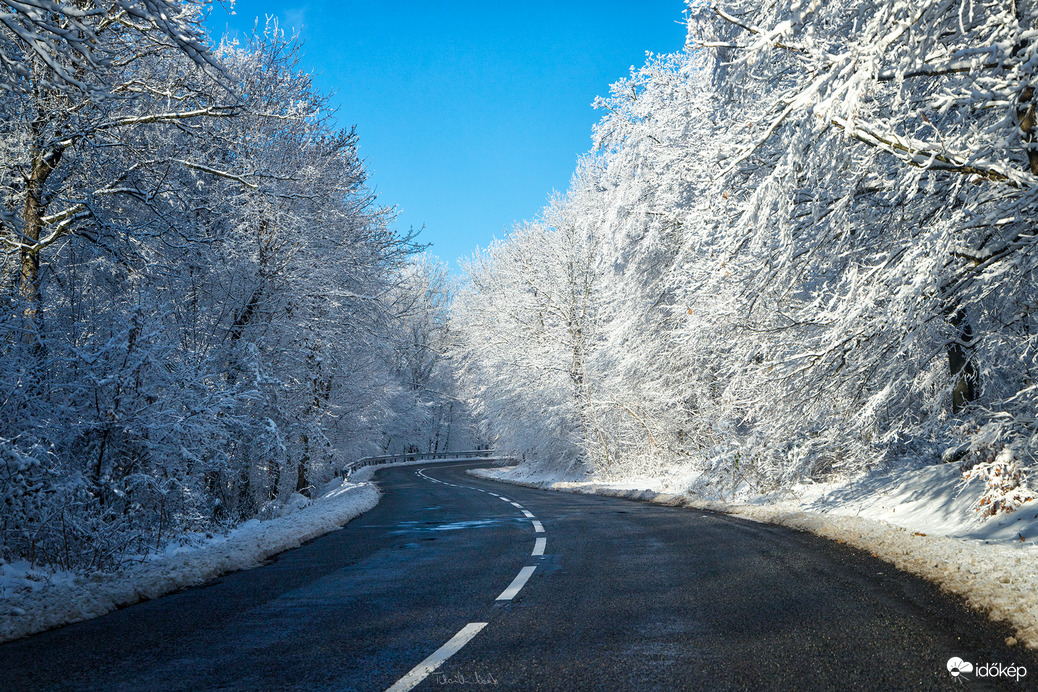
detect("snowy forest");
top-left (5, 0), bottom-right (1038, 578)
top-left (452, 1), bottom-right (1038, 513)
top-left (0, 1), bottom-right (472, 573)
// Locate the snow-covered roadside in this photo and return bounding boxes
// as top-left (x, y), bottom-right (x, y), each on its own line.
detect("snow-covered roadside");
top-left (471, 463), bottom-right (1038, 649)
top-left (0, 479), bottom-right (379, 644)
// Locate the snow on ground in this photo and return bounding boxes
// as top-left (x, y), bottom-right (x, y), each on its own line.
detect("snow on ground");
top-left (0, 479), bottom-right (379, 644)
top-left (472, 461), bottom-right (1038, 649)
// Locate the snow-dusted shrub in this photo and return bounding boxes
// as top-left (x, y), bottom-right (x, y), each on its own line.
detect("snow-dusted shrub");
top-left (962, 452), bottom-right (1035, 519)
top-left (961, 429), bottom-right (1037, 518)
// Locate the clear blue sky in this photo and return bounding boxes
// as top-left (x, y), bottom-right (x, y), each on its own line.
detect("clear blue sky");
top-left (209, 1), bottom-right (689, 271)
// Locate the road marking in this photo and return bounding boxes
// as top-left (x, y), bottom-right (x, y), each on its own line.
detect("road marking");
top-left (496, 566), bottom-right (537, 600)
top-left (488, 492), bottom-right (500, 497)
top-left (499, 497), bottom-right (511, 503)
top-left (532, 537), bottom-right (546, 556)
top-left (531, 520), bottom-right (544, 533)
top-left (385, 622), bottom-right (488, 692)
top-left (521, 510), bottom-right (535, 518)
top-left (510, 502), bottom-right (523, 509)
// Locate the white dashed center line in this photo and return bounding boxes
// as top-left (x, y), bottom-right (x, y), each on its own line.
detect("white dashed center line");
top-left (415, 468), bottom-right (550, 633)
top-left (496, 566), bottom-right (537, 601)
top-left (385, 622), bottom-right (488, 692)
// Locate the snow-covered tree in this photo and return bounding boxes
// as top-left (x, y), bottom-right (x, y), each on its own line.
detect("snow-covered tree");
top-left (380, 255), bottom-right (478, 454)
top-left (454, 0), bottom-right (1038, 500)
top-left (0, 0), bottom-right (236, 350)
top-left (0, 10), bottom-right (437, 570)
top-left (682, 1), bottom-right (1038, 480)
top-left (452, 191), bottom-right (603, 473)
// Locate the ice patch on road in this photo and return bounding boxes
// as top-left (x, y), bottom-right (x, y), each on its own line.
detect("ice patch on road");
top-left (471, 463), bottom-right (1038, 649)
top-left (0, 480), bottom-right (379, 644)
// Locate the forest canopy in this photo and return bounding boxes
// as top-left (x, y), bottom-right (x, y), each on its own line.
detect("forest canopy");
top-left (0, 1), bottom-right (472, 572)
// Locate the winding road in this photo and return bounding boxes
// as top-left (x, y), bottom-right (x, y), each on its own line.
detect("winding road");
top-left (1, 460), bottom-right (1034, 690)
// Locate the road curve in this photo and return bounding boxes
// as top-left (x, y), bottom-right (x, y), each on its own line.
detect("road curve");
top-left (1, 460), bottom-right (1034, 691)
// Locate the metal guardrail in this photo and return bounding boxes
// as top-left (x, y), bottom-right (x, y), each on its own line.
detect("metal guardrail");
top-left (341, 449), bottom-right (513, 479)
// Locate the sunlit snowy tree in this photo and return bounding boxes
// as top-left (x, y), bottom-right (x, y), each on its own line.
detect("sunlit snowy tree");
top-left (454, 0), bottom-right (1038, 501)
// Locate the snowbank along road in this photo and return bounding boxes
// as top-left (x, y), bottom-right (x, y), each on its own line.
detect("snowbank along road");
top-left (1, 460), bottom-right (1035, 690)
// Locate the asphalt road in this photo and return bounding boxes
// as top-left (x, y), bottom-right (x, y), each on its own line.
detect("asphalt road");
top-left (1, 460), bottom-right (1035, 691)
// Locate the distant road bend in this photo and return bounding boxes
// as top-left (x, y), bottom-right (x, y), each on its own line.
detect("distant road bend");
top-left (1, 459), bottom-right (1034, 690)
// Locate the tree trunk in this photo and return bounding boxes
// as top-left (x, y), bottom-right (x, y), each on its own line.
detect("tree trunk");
top-left (296, 432), bottom-right (310, 497)
top-left (268, 457), bottom-right (281, 501)
top-left (236, 455), bottom-right (254, 519)
top-left (19, 140), bottom-right (59, 352)
top-left (443, 402), bottom-right (453, 451)
top-left (947, 308), bottom-right (980, 413)
top-left (1018, 86), bottom-right (1038, 175)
